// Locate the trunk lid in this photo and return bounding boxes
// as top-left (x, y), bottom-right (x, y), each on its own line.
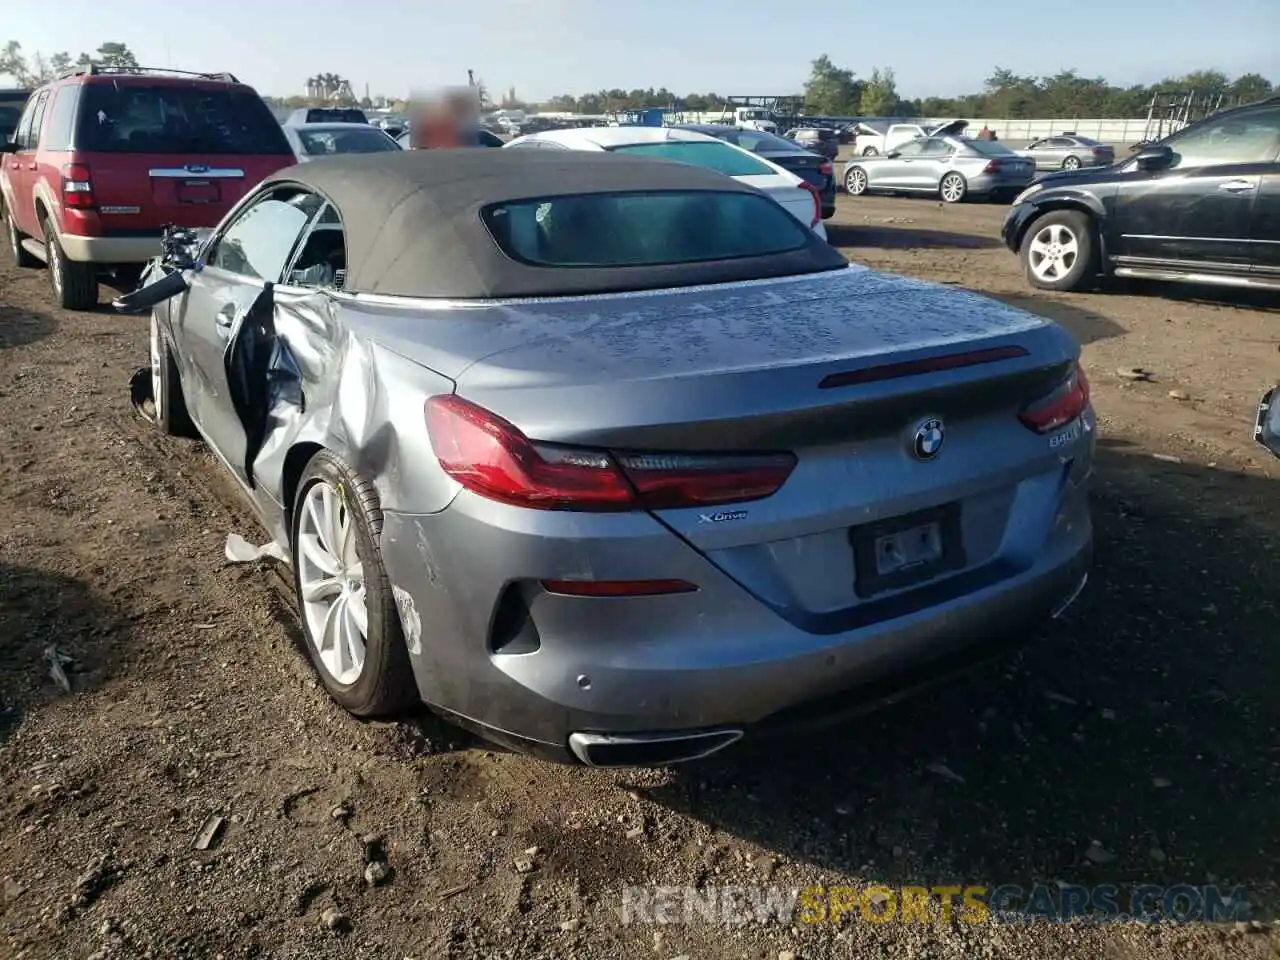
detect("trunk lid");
top-left (363, 266), bottom-right (1086, 627)
top-left (764, 153), bottom-right (831, 189)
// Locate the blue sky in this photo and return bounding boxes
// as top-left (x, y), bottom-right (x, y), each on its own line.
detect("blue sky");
top-left (5, 0), bottom-right (1278, 101)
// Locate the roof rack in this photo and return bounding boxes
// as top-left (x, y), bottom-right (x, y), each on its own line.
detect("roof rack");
top-left (56, 64), bottom-right (240, 83)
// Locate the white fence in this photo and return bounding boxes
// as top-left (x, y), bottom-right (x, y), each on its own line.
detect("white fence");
top-left (961, 118), bottom-right (1174, 142)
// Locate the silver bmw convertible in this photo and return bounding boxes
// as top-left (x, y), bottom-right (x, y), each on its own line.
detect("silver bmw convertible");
top-left (119, 149), bottom-right (1094, 767)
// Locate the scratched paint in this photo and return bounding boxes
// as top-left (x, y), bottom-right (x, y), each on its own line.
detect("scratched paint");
top-left (391, 586), bottom-right (422, 655)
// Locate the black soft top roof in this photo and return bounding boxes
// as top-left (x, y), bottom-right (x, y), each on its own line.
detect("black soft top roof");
top-left (263, 149), bottom-right (845, 299)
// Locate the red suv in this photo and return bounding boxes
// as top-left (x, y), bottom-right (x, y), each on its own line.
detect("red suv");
top-left (1, 66), bottom-right (296, 310)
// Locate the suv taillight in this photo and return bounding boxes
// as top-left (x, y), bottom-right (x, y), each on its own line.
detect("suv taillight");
top-left (424, 395), bottom-right (795, 511)
top-left (798, 182), bottom-right (822, 227)
top-left (61, 163), bottom-right (94, 209)
top-left (1018, 363), bottom-right (1091, 433)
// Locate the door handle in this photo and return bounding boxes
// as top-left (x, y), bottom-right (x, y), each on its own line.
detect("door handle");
top-left (1218, 180), bottom-right (1255, 193)
top-left (215, 305), bottom-right (236, 330)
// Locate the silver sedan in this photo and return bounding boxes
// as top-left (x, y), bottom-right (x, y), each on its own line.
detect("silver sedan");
top-left (843, 136), bottom-right (1036, 203)
top-left (1016, 135), bottom-right (1116, 171)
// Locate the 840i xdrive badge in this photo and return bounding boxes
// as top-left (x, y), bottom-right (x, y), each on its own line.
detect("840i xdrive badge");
top-left (699, 510), bottom-right (748, 524)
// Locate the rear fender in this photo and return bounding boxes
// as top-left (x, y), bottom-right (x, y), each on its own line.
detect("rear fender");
top-left (222, 290), bottom-right (457, 547)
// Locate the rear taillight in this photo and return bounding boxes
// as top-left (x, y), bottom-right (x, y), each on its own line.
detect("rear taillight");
top-left (798, 182), bottom-right (821, 227)
top-left (819, 160), bottom-right (833, 177)
top-left (61, 163), bottom-right (94, 209)
top-left (424, 395), bottom-right (796, 512)
top-left (981, 160), bottom-right (1001, 174)
top-left (1018, 362), bottom-right (1091, 434)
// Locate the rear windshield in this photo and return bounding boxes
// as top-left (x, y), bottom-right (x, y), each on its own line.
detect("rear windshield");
top-left (735, 130), bottom-right (806, 153)
top-left (295, 127), bottom-right (399, 156)
top-left (76, 84), bottom-right (291, 155)
top-left (605, 141), bottom-right (775, 177)
top-left (482, 190), bottom-right (810, 268)
top-left (963, 139), bottom-right (1019, 156)
top-left (305, 108), bottom-right (367, 124)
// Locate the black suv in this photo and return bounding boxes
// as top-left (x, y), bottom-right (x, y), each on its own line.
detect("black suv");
top-left (1002, 97), bottom-right (1280, 293)
top-left (0, 89), bottom-right (31, 142)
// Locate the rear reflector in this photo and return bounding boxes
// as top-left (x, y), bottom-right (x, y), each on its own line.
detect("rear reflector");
top-left (819, 345), bottom-right (1030, 389)
top-left (425, 395), bottom-right (796, 512)
top-left (540, 579), bottom-right (698, 597)
top-left (1019, 362), bottom-right (1091, 433)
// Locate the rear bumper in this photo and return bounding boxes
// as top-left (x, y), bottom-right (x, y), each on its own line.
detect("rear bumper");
top-left (379, 476), bottom-right (1093, 762)
top-left (58, 233), bottom-right (161, 264)
top-left (969, 173), bottom-right (1036, 196)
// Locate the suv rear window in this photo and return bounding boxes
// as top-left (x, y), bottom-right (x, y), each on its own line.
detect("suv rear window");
top-left (295, 126), bottom-right (400, 156)
top-left (605, 141), bottom-right (775, 177)
top-left (75, 84), bottom-right (290, 155)
top-left (483, 190), bottom-right (809, 268)
top-left (305, 108), bottom-right (367, 124)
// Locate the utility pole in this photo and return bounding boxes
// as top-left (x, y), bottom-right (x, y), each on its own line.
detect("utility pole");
top-left (467, 69), bottom-right (475, 88)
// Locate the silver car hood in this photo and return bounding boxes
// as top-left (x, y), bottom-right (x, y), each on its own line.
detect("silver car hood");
top-left (347, 264), bottom-right (1054, 387)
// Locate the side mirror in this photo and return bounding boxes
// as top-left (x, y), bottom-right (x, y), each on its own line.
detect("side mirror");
top-left (0, 141), bottom-right (18, 154)
top-left (1134, 144), bottom-right (1174, 171)
top-left (1255, 387), bottom-right (1280, 458)
top-left (886, 151), bottom-right (900, 159)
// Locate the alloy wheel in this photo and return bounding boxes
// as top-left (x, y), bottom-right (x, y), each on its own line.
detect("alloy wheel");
top-left (1027, 222), bottom-right (1079, 283)
top-left (940, 175), bottom-right (965, 203)
top-left (296, 480), bottom-right (369, 685)
top-left (149, 313), bottom-right (164, 422)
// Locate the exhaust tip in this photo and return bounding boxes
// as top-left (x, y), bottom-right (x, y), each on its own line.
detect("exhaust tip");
top-left (568, 729), bottom-right (743, 767)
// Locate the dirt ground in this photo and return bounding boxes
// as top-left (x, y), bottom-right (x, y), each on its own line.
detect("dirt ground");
top-left (2, 195), bottom-right (1279, 960)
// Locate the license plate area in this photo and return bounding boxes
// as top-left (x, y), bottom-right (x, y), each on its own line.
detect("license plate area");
top-left (850, 503), bottom-right (965, 596)
top-left (177, 179), bottom-right (220, 203)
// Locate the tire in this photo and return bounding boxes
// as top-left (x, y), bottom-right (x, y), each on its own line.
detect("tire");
top-left (291, 450), bottom-right (418, 718)
top-left (845, 165), bottom-right (869, 196)
top-left (6, 208), bottom-right (39, 268)
top-left (42, 216), bottom-right (99, 311)
top-left (149, 311), bottom-right (195, 437)
top-left (1062, 155), bottom-right (1081, 170)
top-left (1020, 209), bottom-right (1096, 292)
top-left (939, 172), bottom-right (968, 204)
top-left (861, 146), bottom-right (879, 156)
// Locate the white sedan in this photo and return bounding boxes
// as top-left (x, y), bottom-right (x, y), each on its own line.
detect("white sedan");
top-left (281, 123), bottom-right (402, 162)
top-left (504, 126), bottom-right (827, 239)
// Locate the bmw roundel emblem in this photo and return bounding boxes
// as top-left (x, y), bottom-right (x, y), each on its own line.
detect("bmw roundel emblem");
top-left (912, 417), bottom-right (945, 460)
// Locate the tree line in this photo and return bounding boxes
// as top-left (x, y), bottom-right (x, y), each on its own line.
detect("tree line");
top-left (545, 58), bottom-right (1277, 119)
top-left (3, 40), bottom-right (1276, 120)
top-left (0, 40), bottom-right (141, 85)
